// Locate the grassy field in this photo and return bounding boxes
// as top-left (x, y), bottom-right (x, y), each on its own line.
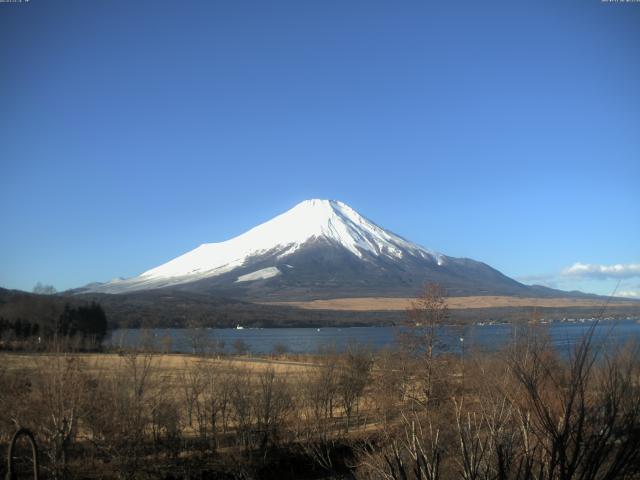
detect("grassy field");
top-left (0, 351), bottom-right (320, 378)
top-left (3, 330), bottom-right (640, 480)
top-left (262, 295), bottom-right (639, 311)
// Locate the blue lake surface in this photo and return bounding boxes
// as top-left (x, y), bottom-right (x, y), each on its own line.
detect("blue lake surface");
top-left (107, 319), bottom-right (640, 355)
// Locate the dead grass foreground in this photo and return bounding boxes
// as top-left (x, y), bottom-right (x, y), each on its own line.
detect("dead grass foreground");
top-left (2, 325), bottom-right (640, 480)
top-left (0, 352), bottom-right (318, 376)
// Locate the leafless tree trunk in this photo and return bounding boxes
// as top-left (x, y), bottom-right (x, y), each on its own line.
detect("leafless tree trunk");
top-left (405, 283), bottom-right (448, 405)
top-left (338, 343), bottom-right (372, 433)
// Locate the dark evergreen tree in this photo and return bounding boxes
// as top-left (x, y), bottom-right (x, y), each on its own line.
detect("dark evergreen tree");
top-left (78, 302), bottom-right (108, 342)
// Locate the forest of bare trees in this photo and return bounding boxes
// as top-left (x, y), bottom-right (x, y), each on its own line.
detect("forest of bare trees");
top-left (1, 285), bottom-right (640, 479)
top-left (1, 321), bottom-right (640, 480)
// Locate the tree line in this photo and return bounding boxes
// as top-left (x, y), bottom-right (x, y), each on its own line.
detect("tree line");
top-left (0, 292), bottom-right (108, 348)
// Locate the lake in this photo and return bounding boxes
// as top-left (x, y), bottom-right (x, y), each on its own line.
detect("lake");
top-left (107, 318), bottom-right (640, 355)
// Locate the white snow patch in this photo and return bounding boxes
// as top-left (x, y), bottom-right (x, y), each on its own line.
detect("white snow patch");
top-left (235, 267), bottom-right (281, 283)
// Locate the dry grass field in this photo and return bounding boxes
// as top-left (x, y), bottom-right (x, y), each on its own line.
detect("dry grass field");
top-left (262, 295), bottom-right (638, 311)
top-left (0, 352), bottom-right (314, 373)
top-left (3, 327), bottom-right (640, 480)
top-left (0, 351), bottom-right (319, 381)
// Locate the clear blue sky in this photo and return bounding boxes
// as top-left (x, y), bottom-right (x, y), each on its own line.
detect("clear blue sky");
top-left (1, 0), bottom-right (639, 296)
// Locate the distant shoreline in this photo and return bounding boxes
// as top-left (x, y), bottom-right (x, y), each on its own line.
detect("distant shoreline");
top-left (261, 295), bottom-right (640, 311)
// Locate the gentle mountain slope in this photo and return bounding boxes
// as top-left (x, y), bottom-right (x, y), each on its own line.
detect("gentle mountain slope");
top-left (75, 199), bottom-right (592, 300)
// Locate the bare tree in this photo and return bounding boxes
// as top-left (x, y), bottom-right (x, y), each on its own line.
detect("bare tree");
top-left (185, 320), bottom-right (208, 355)
top-left (372, 347), bottom-right (411, 427)
top-left (272, 342), bottom-right (289, 358)
top-left (358, 411), bottom-right (442, 480)
top-left (82, 351), bottom-right (158, 479)
top-left (33, 282), bottom-right (57, 295)
top-left (228, 366), bottom-right (254, 450)
top-left (198, 360), bottom-right (232, 449)
top-left (507, 324), bottom-right (640, 480)
top-left (298, 350), bottom-right (343, 474)
top-left (179, 359), bottom-right (205, 436)
top-left (338, 343), bottom-right (372, 432)
top-left (253, 367), bottom-right (294, 456)
top-left (150, 396), bottom-right (181, 459)
top-left (405, 283), bottom-right (448, 404)
top-left (233, 339), bottom-right (250, 356)
top-left (31, 354), bottom-right (85, 479)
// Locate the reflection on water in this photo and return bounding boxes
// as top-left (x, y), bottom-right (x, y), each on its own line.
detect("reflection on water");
top-left (107, 319), bottom-right (640, 355)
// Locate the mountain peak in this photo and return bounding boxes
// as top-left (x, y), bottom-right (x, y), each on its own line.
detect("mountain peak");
top-left (295, 198), bottom-right (339, 207)
top-left (285, 198), bottom-right (344, 221)
top-left (82, 199), bottom-right (441, 293)
top-left (289, 198), bottom-right (348, 218)
top-left (267, 199), bottom-right (432, 260)
top-left (73, 200), bottom-right (579, 301)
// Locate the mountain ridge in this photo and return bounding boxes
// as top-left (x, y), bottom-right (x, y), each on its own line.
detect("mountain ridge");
top-left (74, 199), bottom-right (600, 301)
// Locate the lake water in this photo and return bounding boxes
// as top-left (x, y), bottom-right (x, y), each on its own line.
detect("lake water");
top-left (107, 318), bottom-right (640, 355)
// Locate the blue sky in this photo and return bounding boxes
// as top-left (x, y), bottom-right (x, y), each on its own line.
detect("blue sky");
top-left (1, 0), bottom-right (638, 296)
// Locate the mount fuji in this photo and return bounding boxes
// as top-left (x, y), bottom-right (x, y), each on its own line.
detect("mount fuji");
top-left (78, 199), bottom-right (556, 300)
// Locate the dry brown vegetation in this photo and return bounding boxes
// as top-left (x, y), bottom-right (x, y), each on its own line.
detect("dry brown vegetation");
top-left (2, 327), bottom-right (640, 480)
top-left (2, 286), bottom-right (640, 479)
top-left (0, 344), bottom-right (379, 479)
top-left (263, 296), bottom-right (639, 311)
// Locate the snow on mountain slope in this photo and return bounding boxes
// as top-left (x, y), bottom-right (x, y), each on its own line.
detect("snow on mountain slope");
top-left (72, 199), bottom-right (599, 300)
top-left (84, 199), bottom-right (445, 293)
top-left (142, 199), bottom-right (439, 278)
top-left (235, 267), bottom-right (281, 283)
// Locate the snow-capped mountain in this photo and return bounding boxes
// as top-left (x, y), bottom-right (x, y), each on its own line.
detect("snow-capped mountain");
top-left (79, 199), bottom-right (535, 299)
